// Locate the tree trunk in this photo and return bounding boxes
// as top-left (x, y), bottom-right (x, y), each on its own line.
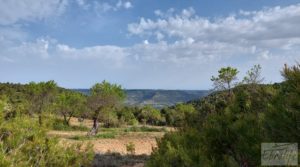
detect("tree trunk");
top-left (38, 114), bottom-right (42, 126)
top-left (63, 114), bottom-right (69, 126)
top-left (89, 117), bottom-right (99, 136)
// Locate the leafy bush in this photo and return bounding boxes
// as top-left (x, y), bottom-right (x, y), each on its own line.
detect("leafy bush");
top-left (138, 106), bottom-right (162, 125)
top-left (147, 64), bottom-right (300, 167)
top-left (125, 142), bottom-right (135, 155)
top-left (162, 104), bottom-right (195, 127)
top-left (52, 118), bottom-right (89, 131)
top-left (0, 106), bottom-right (94, 166)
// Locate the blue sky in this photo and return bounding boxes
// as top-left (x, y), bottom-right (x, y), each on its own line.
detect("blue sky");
top-left (0, 0), bottom-right (300, 89)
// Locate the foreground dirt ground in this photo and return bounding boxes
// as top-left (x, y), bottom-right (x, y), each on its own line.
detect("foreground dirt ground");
top-left (48, 130), bottom-right (164, 155)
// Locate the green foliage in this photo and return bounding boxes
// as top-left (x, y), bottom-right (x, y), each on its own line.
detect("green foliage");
top-left (99, 109), bottom-right (121, 128)
top-left (147, 64), bottom-right (300, 167)
top-left (139, 105), bottom-right (162, 125)
top-left (162, 104), bottom-right (195, 127)
top-left (211, 66), bottom-right (239, 92)
top-left (0, 110), bottom-right (94, 166)
top-left (90, 80), bottom-right (126, 100)
top-left (126, 142), bottom-right (135, 155)
top-left (124, 126), bottom-right (167, 132)
top-left (71, 132), bottom-right (117, 140)
top-left (54, 91), bottom-right (86, 125)
top-left (243, 64), bottom-right (264, 84)
top-left (117, 107), bottom-right (139, 125)
top-left (87, 80), bottom-right (126, 134)
top-left (27, 81), bottom-right (58, 125)
top-left (52, 118), bottom-right (89, 131)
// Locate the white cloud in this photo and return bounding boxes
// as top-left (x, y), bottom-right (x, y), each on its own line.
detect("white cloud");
top-left (93, 0), bottom-right (133, 13)
top-left (128, 4), bottom-right (300, 61)
top-left (1, 4), bottom-right (300, 89)
top-left (123, 1), bottom-right (133, 9)
top-left (0, 38), bottom-right (50, 60)
top-left (56, 44), bottom-right (128, 62)
top-left (0, 0), bottom-right (68, 25)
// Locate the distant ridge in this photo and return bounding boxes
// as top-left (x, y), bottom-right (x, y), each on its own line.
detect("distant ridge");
top-left (72, 89), bottom-right (210, 108)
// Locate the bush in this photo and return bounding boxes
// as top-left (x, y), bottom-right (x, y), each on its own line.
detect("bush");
top-left (138, 106), bottom-right (162, 125)
top-left (126, 142), bottom-right (135, 155)
top-left (52, 118), bottom-right (89, 131)
top-left (147, 64), bottom-right (300, 166)
top-left (0, 108), bottom-right (94, 166)
top-left (99, 110), bottom-right (121, 128)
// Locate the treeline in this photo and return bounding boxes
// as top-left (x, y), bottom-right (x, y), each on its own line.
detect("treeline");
top-left (0, 81), bottom-right (196, 130)
top-left (147, 64), bottom-right (300, 166)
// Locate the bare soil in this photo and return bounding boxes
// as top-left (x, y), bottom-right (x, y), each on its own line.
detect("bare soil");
top-left (48, 117), bottom-right (171, 166)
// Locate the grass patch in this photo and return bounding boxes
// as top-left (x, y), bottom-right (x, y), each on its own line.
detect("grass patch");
top-left (95, 133), bottom-right (117, 139)
top-left (52, 119), bottom-right (90, 131)
top-left (124, 126), bottom-right (167, 132)
top-left (70, 132), bottom-right (117, 140)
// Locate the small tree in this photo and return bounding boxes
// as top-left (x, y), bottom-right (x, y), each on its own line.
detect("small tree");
top-left (27, 81), bottom-right (58, 125)
top-left (87, 81), bottom-right (125, 135)
top-left (211, 67), bottom-right (239, 96)
top-left (139, 105), bottom-right (162, 125)
top-left (55, 91), bottom-right (86, 126)
top-left (243, 64), bottom-right (264, 85)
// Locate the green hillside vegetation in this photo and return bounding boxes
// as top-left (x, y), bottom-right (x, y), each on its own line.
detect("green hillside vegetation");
top-left (0, 80), bottom-right (199, 165)
top-left (0, 63), bottom-right (299, 166)
top-left (147, 64), bottom-right (300, 167)
top-left (0, 81), bottom-right (198, 129)
top-left (0, 98), bottom-right (94, 166)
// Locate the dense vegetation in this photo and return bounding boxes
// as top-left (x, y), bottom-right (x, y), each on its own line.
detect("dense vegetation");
top-left (1, 63), bottom-right (299, 166)
top-left (147, 64), bottom-right (300, 167)
top-left (0, 97), bottom-right (94, 166)
top-left (0, 81), bottom-right (196, 129)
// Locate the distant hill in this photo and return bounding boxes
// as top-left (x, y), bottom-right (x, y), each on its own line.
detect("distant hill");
top-left (73, 89), bottom-right (210, 108)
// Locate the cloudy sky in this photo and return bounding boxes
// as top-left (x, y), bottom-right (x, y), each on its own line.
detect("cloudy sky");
top-left (0, 0), bottom-right (300, 89)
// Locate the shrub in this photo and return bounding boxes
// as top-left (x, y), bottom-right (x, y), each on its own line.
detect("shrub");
top-left (0, 111), bottom-right (94, 166)
top-left (52, 118), bottom-right (89, 131)
top-left (126, 142), bottom-right (135, 155)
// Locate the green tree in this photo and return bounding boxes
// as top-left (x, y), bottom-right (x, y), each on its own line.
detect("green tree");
top-left (242, 64), bottom-right (264, 85)
top-left (263, 63), bottom-right (300, 142)
top-left (27, 81), bottom-right (58, 125)
top-left (87, 80), bottom-right (125, 135)
top-left (139, 105), bottom-right (162, 125)
top-left (211, 67), bottom-right (239, 96)
top-left (163, 104), bottom-right (195, 127)
top-left (54, 91), bottom-right (86, 126)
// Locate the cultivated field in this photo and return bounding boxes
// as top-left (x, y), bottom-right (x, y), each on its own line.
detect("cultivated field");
top-left (48, 117), bottom-right (173, 166)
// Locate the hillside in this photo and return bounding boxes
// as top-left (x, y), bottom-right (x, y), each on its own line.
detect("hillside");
top-left (73, 89), bottom-right (210, 108)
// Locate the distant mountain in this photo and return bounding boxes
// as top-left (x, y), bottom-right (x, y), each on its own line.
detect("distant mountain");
top-left (72, 89), bottom-right (210, 108)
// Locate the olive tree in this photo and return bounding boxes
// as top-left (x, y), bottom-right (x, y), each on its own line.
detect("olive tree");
top-left (54, 91), bottom-right (86, 126)
top-left (87, 81), bottom-right (125, 135)
top-left (27, 81), bottom-right (58, 125)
